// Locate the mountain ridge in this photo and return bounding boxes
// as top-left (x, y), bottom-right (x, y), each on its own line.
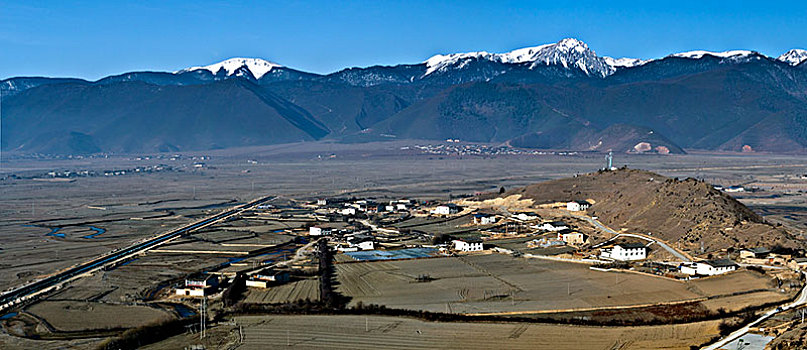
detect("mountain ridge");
top-left (2, 38), bottom-right (807, 154)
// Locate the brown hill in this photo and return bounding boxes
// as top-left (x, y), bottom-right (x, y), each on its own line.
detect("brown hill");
top-left (503, 168), bottom-right (798, 254)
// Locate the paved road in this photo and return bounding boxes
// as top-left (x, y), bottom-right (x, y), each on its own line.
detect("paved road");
top-left (0, 195), bottom-right (274, 312)
top-left (702, 272), bottom-right (807, 350)
top-left (571, 213), bottom-right (692, 262)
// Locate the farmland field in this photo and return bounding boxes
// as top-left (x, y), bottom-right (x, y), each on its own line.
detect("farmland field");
top-left (229, 314), bottom-right (722, 350)
top-left (244, 278), bottom-right (320, 304)
top-left (336, 253), bottom-right (791, 314)
top-left (26, 301), bottom-right (171, 332)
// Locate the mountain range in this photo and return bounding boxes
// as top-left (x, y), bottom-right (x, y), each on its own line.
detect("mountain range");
top-left (3, 38), bottom-right (807, 154)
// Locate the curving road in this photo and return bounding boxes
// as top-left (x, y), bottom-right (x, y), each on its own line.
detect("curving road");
top-left (0, 195), bottom-right (274, 312)
top-left (570, 213), bottom-right (692, 262)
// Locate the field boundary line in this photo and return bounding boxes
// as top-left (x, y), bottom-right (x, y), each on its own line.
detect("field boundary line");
top-left (461, 297), bottom-right (709, 316)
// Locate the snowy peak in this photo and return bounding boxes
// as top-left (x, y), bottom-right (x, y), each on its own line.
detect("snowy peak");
top-left (181, 58), bottom-right (282, 79)
top-left (778, 49), bottom-right (807, 66)
top-left (424, 38), bottom-right (639, 78)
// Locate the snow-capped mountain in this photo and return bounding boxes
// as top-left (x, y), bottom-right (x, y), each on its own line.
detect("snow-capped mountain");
top-left (180, 58), bottom-right (282, 79)
top-left (778, 49), bottom-right (807, 66)
top-left (424, 38), bottom-right (642, 78)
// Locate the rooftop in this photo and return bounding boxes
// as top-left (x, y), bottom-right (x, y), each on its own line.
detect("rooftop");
top-left (616, 242), bottom-right (646, 249)
top-left (702, 259), bottom-right (738, 267)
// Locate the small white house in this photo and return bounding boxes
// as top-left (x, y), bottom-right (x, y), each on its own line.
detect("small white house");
top-left (432, 204), bottom-right (460, 215)
top-left (724, 186), bottom-right (745, 193)
top-left (252, 270), bottom-right (290, 283)
top-left (309, 226), bottom-right (332, 236)
top-left (245, 279), bottom-right (271, 289)
top-left (316, 199), bottom-right (328, 206)
top-left (354, 240), bottom-right (374, 250)
top-left (176, 275), bottom-right (218, 297)
top-left (600, 243), bottom-right (646, 261)
top-left (176, 287), bottom-right (207, 297)
top-left (679, 263), bottom-right (698, 275)
top-left (452, 238), bottom-right (483, 252)
top-left (566, 200), bottom-right (591, 211)
top-left (512, 212), bottom-right (540, 222)
top-left (338, 207), bottom-right (357, 216)
top-left (695, 259), bottom-right (738, 276)
top-left (347, 235), bottom-right (375, 250)
top-left (472, 213), bottom-right (497, 225)
top-left (533, 221), bottom-right (569, 232)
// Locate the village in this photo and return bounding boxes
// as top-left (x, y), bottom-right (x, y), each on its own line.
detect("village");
top-left (167, 193), bottom-right (803, 303)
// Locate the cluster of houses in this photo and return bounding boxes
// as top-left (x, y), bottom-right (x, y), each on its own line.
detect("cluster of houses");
top-left (309, 225), bottom-right (376, 252)
top-left (739, 247), bottom-right (807, 270)
top-left (314, 198), bottom-right (419, 218)
top-left (175, 268), bottom-right (296, 296)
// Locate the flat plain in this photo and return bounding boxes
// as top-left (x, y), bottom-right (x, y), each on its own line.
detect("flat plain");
top-left (1, 141), bottom-right (807, 348)
top-left (336, 253), bottom-right (788, 314)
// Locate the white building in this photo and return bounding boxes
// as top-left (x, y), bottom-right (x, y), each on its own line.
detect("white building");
top-left (245, 279), bottom-right (271, 289)
top-left (431, 204), bottom-right (460, 215)
top-left (338, 207), bottom-right (357, 216)
top-left (252, 270), bottom-right (290, 283)
top-left (533, 221), bottom-right (569, 232)
top-left (724, 186), bottom-right (745, 193)
top-left (347, 235), bottom-right (375, 251)
top-left (512, 212), bottom-right (540, 222)
top-left (176, 287), bottom-right (207, 297)
top-left (316, 199), bottom-right (327, 206)
top-left (309, 226), bottom-right (332, 236)
top-left (472, 213), bottom-right (496, 225)
top-left (683, 259), bottom-right (738, 276)
top-left (452, 238), bottom-right (483, 252)
top-left (566, 200), bottom-right (591, 211)
top-left (600, 243), bottom-right (647, 261)
top-left (176, 275), bottom-right (218, 297)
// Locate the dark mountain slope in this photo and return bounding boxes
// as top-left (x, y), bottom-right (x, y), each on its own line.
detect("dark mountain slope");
top-left (2, 80), bottom-right (321, 153)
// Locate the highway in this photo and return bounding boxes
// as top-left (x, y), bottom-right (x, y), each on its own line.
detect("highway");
top-left (0, 195), bottom-right (274, 312)
top-left (702, 272), bottom-right (807, 350)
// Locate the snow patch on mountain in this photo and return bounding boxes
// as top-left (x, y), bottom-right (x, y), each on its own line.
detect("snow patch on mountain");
top-left (181, 58), bottom-right (282, 79)
top-left (668, 50), bottom-right (756, 60)
top-left (602, 57), bottom-right (648, 68)
top-left (777, 49), bottom-right (807, 66)
top-left (424, 38), bottom-right (647, 78)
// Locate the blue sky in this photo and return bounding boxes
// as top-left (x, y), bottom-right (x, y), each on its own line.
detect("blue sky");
top-left (1, 0), bottom-right (806, 80)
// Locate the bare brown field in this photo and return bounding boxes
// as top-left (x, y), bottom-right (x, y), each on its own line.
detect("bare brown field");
top-left (689, 270), bottom-right (774, 295)
top-left (228, 314), bottom-right (722, 350)
top-left (701, 291), bottom-right (791, 312)
top-left (336, 253), bottom-right (786, 314)
top-left (244, 278), bottom-right (320, 304)
top-left (26, 301), bottom-right (171, 332)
